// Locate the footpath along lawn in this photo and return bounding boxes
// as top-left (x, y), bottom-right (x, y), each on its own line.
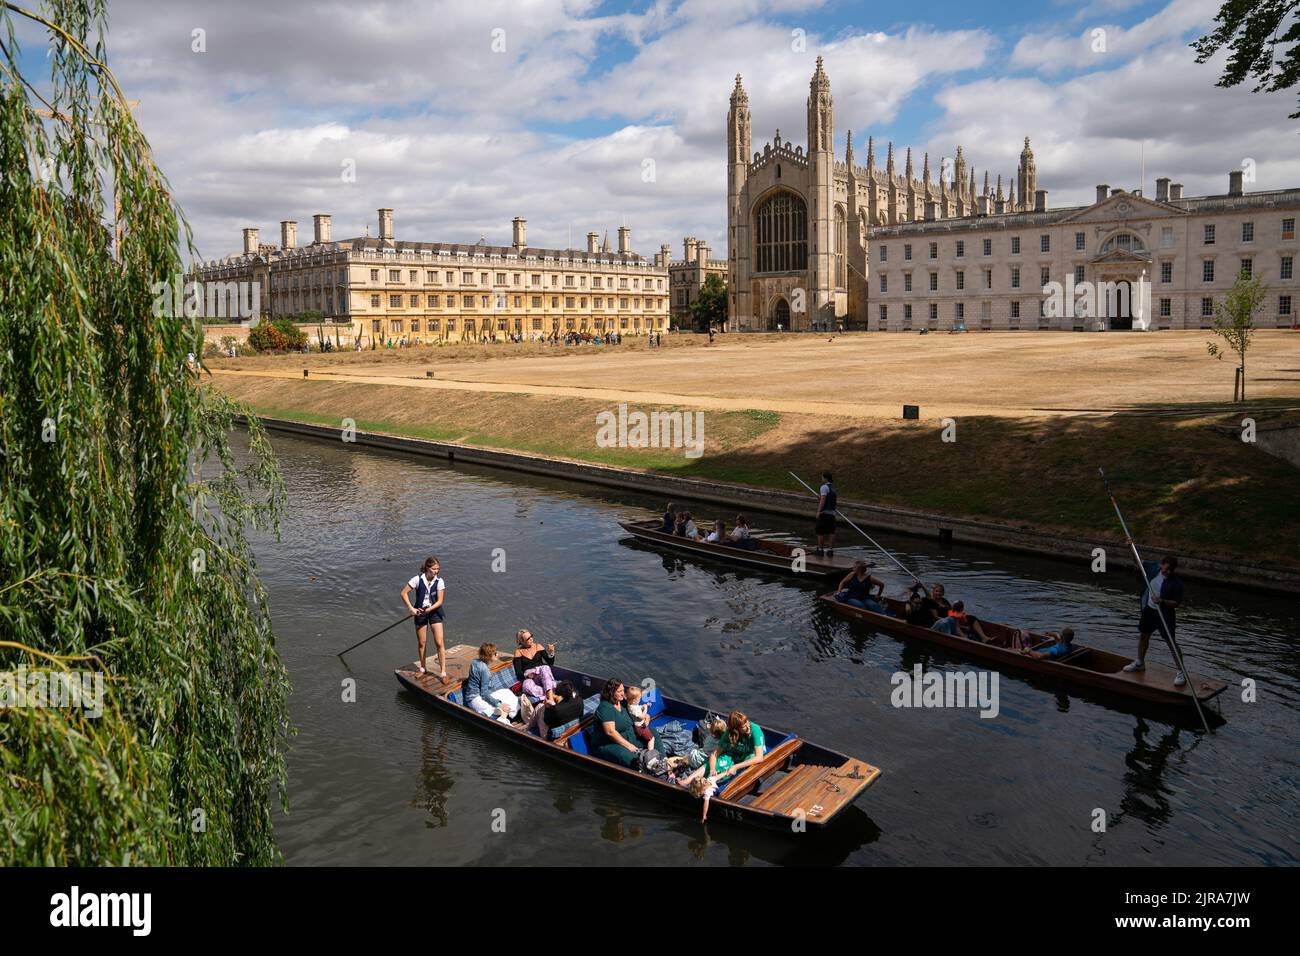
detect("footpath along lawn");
top-left (212, 376), bottom-right (1300, 568)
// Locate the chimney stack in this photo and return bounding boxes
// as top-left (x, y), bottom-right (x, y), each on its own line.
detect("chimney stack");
top-left (1169, 183), bottom-right (1184, 201)
top-left (242, 227), bottom-right (259, 256)
top-left (1229, 170), bottom-right (1244, 196)
top-left (976, 195), bottom-right (991, 216)
top-left (1034, 189), bottom-right (1048, 212)
top-left (512, 217), bottom-right (526, 249)
top-left (618, 225), bottom-right (631, 254)
top-left (1095, 184), bottom-right (1109, 204)
top-left (313, 213), bottom-right (332, 244)
top-left (280, 220), bottom-right (297, 249)
top-left (1155, 177), bottom-right (1170, 202)
top-left (684, 237), bottom-right (697, 262)
top-left (377, 208), bottom-right (394, 242)
top-left (587, 232), bottom-right (599, 254)
top-left (659, 243), bottom-right (671, 268)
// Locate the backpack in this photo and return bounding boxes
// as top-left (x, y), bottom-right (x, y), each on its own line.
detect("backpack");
top-left (637, 748), bottom-right (670, 777)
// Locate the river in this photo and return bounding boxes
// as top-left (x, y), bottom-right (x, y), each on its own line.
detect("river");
top-left (245, 431), bottom-right (1299, 866)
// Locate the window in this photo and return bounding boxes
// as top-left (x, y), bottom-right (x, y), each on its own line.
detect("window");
top-left (1074, 265), bottom-right (1085, 284)
top-left (928, 303), bottom-right (938, 321)
top-left (463, 295), bottom-right (474, 308)
top-left (879, 245), bottom-right (888, 263)
top-left (880, 275), bottom-right (888, 293)
top-left (390, 319), bottom-right (403, 333)
top-left (928, 242), bottom-right (938, 260)
top-left (904, 273), bottom-right (913, 293)
top-left (427, 271), bottom-right (437, 283)
top-left (955, 240), bottom-right (964, 258)
top-left (904, 304), bottom-right (913, 323)
top-left (1282, 295), bottom-right (1293, 316)
top-left (1203, 260), bottom-right (1215, 282)
top-left (1040, 235), bottom-right (1051, 253)
top-left (879, 304), bottom-right (888, 324)
top-left (531, 296), bottom-right (542, 308)
top-left (1159, 298), bottom-right (1171, 317)
top-left (370, 269), bottom-right (379, 282)
top-left (1011, 300), bottom-right (1020, 319)
top-left (1011, 236), bottom-right (1021, 255)
top-left (753, 192), bottom-right (808, 273)
top-left (409, 294), bottom-right (419, 306)
top-left (929, 273), bottom-right (938, 292)
top-left (1160, 261), bottom-right (1172, 284)
top-left (955, 302), bottom-right (964, 321)
top-left (1075, 232), bottom-right (1085, 251)
top-left (446, 271), bottom-right (455, 283)
top-left (1201, 297), bottom-right (1214, 317)
top-left (983, 239), bottom-right (992, 256)
top-left (1282, 256), bottom-right (1294, 280)
top-left (1242, 222), bottom-right (1254, 242)
top-left (1204, 224), bottom-right (1216, 245)
top-left (1284, 218), bottom-right (1296, 240)
top-left (1241, 258), bottom-right (1253, 278)
top-left (1040, 267), bottom-right (1050, 288)
top-left (985, 269), bottom-right (993, 290)
top-left (389, 270), bottom-right (401, 282)
top-left (389, 294), bottom-right (401, 307)
top-left (956, 271), bottom-right (965, 291)
top-left (429, 295), bottom-right (440, 307)
top-left (371, 320), bottom-right (381, 332)
top-left (1010, 267), bottom-right (1019, 289)
top-left (904, 244), bottom-right (913, 261)
top-left (565, 297), bottom-right (575, 308)
top-left (409, 270), bottom-right (418, 283)
top-left (410, 319), bottom-right (420, 332)
top-left (369, 294), bottom-right (380, 308)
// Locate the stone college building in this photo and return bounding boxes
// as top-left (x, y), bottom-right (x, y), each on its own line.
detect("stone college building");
top-left (727, 58), bottom-right (1298, 332)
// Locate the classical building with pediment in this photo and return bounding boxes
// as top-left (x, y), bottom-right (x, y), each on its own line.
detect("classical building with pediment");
top-left (727, 59), bottom-right (1298, 332)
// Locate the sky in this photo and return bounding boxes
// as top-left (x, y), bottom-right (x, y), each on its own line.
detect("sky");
top-left (8, 0), bottom-right (1298, 262)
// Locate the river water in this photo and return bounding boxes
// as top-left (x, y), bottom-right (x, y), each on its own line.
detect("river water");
top-left (247, 431), bottom-right (1299, 866)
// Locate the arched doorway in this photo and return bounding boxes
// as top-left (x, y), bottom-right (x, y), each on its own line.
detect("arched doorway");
top-left (773, 297), bottom-right (791, 330)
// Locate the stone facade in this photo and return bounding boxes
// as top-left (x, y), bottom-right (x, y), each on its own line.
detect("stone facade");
top-left (193, 210), bottom-right (671, 341)
top-left (728, 59), bottom-right (1299, 332)
top-left (667, 237), bottom-right (727, 327)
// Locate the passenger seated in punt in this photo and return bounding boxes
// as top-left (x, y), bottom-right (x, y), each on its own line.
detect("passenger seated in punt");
top-left (1019, 627), bottom-right (1076, 660)
top-left (834, 560), bottom-right (888, 614)
top-left (591, 678), bottom-right (658, 767)
top-left (661, 502), bottom-right (676, 533)
top-left (512, 628), bottom-right (557, 695)
top-left (528, 680), bottom-right (581, 739)
top-left (677, 710), bottom-right (766, 791)
top-left (728, 514), bottom-right (761, 550)
top-left (904, 582), bottom-right (951, 627)
top-left (464, 643), bottom-right (519, 723)
top-left (930, 600), bottom-right (995, 643)
top-left (704, 519), bottom-right (727, 544)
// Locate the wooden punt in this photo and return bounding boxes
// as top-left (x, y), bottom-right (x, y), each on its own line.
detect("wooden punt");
top-left (619, 517), bottom-right (856, 580)
top-left (819, 594), bottom-right (1228, 708)
top-left (395, 644), bottom-right (881, 832)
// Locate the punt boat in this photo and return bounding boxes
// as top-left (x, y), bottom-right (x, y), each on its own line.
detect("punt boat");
top-left (395, 644), bottom-right (881, 831)
top-left (619, 517), bottom-right (855, 580)
top-left (819, 594), bottom-right (1228, 709)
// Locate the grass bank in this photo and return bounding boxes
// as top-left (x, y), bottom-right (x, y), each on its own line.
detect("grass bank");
top-left (212, 376), bottom-right (1300, 568)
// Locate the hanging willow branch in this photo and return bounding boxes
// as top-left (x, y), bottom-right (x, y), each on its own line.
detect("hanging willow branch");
top-left (0, 0), bottom-right (292, 866)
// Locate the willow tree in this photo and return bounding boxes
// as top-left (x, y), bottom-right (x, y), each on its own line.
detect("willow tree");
top-left (0, 1), bottom-right (291, 865)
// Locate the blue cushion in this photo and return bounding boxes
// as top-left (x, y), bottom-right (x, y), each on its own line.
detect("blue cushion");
top-left (568, 728), bottom-right (589, 756)
top-left (548, 718), bottom-right (578, 739)
top-left (581, 694), bottom-right (601, 716)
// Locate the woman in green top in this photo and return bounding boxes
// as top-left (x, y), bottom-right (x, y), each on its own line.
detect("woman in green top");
top-left (592, 679), bottom-right (642, 768)
top-left (708, 710), bottom-right (766, 782)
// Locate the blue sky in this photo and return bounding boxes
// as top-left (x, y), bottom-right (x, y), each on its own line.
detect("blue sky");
top-left (6, 0), bottom-right (1295, 259)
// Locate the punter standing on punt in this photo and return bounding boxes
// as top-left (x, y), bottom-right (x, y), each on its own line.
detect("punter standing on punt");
top-left (401, 556), bottom-right (447, 681)
top-left (1122, 550), bottom-right (1187, 687)
top-left (815, 471), bottom-right (837, 556)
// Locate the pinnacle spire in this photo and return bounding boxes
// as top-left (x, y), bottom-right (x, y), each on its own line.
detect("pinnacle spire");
top-left (866, 135), bottom-right (875, 170)
top-left (886, 141), bottom-right (895, 175)
top-left (730, 73), bottom-right (749, 109)
top-left (922, 151), bottom-right (931, 185)
top-left (905, 146), bottom-right (913, 179)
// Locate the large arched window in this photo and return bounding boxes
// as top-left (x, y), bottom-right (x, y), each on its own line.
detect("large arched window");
top-left (834, 206), bottom-right (846, 289)
top-left (1099, 232), bottom-right (1147, 255)
top-left (753, 191), bottom-right (808, 274)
